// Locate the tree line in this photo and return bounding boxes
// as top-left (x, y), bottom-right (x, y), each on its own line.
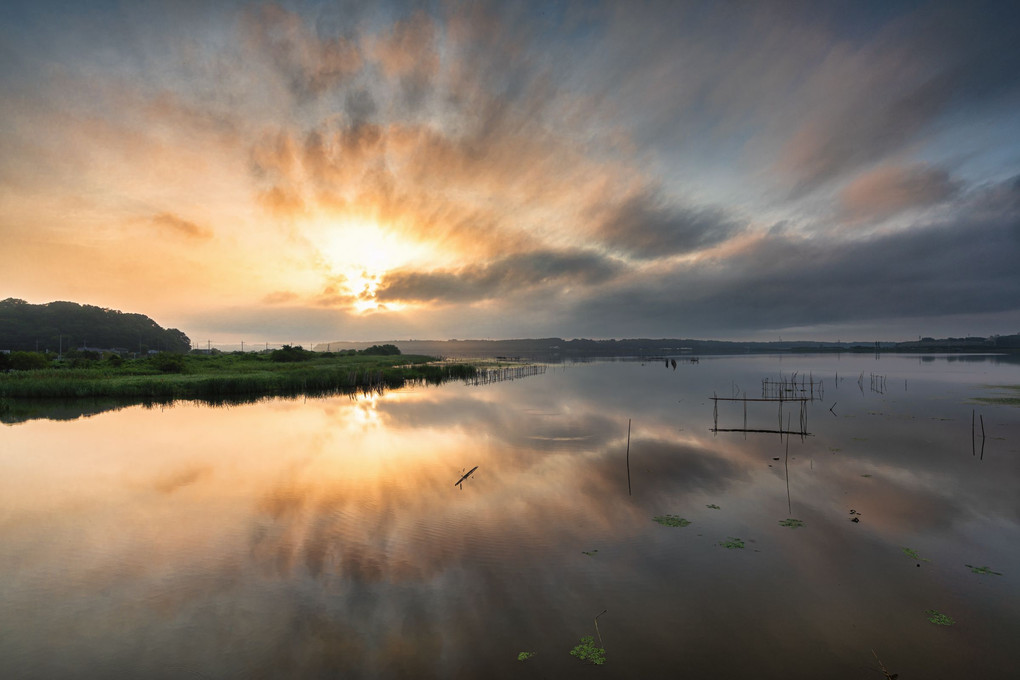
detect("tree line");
top-left (0, 298), bottom-right (192, 354)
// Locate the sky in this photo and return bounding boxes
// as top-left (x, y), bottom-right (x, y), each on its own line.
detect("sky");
top-left (2, 0), bottom-right (1019, 346)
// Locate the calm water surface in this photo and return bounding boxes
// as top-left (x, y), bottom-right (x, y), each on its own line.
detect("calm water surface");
top-left (2, 354), bottom-right (1019, 678)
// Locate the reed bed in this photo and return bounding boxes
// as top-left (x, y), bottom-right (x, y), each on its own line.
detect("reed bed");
top-left (0, 354), bottom-right (478, 401)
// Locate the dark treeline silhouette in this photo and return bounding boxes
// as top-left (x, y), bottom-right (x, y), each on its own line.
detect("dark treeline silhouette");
top-left (316, 334), bottom-right (1020, 361)
top-left (0, 298), bottom-right (191, 354)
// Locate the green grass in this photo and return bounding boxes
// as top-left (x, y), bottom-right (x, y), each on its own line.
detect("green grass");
top-left (569, 636), bottom-right (605, 665)
top-left (0, 352), bottom-right (477, 402)
top-left (975, 384), bottom-right (1020, 406)
top-left (652, 515), bottom-right (691, 527)
top-left (903, 547), bottom-right (930, 563)
top-left (924, 609), bottom-right (955, 626)
top-left (965, 564), bottom-right (1002, 575)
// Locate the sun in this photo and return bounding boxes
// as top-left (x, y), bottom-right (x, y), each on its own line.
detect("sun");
top-left (317, 217), bottom-right (432, 313)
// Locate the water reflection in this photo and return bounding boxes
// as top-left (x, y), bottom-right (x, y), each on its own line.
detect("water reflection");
top-left (1, 355), bottom-right (1019, 678)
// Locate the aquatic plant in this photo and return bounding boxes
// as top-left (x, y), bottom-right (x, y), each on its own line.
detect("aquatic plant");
top-left (569, 636), bottom-right (606, 665)
top-left (924, 609), bottom-right (955, 626)
top-left (719, 537), bottom-right (745, 549)
top-left (0, 353), bottom-right (477, 401)
top-left (965, 564), bottom-right (1002, 575)
top-left (902, 548), bottom-right (930, 562)
top-left (517, 651), bottom-right (535, 661)
top-left (581, 550), bottom-right (598, 556)
top-left (706, 504), bottom-right (720, 509)
top-left (778, 518), bottom-right (805, 528)
top-left (652, 515), bottom-right (691, 527)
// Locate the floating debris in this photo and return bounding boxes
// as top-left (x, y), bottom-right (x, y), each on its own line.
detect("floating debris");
top-left (454, 465), bottom-right (478, 487)
top-left (719, 537), bottom-right (745, 549)
top-left (581, 550), bottom-right (599, 557)
top-left (861, 474), bottom-right (872, 478)
top-left (517, 651), bottom-right (535, 662)
top-left (706, 504), bottom-right (721, 509)
top-left (965, 564), bottom-right (1002, 576)
top-left (653, 515), bottom-right (691, 527)
top-left (779, 518), bottom-right (805, 528)
top-left (569, 636), bottom-right (606, 665)
top-left (924, 609), bottom-right (955, 626)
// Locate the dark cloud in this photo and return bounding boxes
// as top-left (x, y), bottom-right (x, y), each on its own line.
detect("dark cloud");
top-left (374, 249), bottom-right (622, 305)
top-left (569, 175), bottom-right (1020, 337)
top-left (591, 190), bottom-right (744, 259)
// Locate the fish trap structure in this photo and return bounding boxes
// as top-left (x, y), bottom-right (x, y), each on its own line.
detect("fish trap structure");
top-left (761, 371), bottom-right (823, 400)
top-left (466, 364), bottom-right (546, 385)
top-left (710, 391), bottom-right (811, 438)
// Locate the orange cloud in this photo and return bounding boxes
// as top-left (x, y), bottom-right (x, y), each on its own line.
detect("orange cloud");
top-left (150, 213), bottom-right (213, 239)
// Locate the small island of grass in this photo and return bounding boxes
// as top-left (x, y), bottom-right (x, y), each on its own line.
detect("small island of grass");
top-left (0, 345), bottom-right (478, 406)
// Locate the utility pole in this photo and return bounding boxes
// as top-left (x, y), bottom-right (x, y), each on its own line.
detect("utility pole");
top-left (241, 340), bottom-right (244, 353)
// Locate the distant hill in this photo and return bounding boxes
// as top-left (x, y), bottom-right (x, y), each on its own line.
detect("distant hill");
top-left (0, 298), bottom-right (191, 353)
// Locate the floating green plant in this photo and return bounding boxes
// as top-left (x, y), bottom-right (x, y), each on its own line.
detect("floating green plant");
top-left (653, 515), bottom-right (691, 527)
top-left (719, 537), bottom-right (745, 549)
top-left (902, 548), bottom-right (930, 562)
top-left (778, 518), bottom-right (805, 528)
top-left (860, 474), bottom-right (872, 478)
top-left (925, 609), bottom-right (955, 626)
top-left (706, 504), bottom-right (720, 509)
top-left (569, 636), bottom-right (606, 665)
top-left (517, 651), bottom-right (535, 661)
top-left (965, 564), bottom-right (1002, 576)
top-left (581, 550), bottom-right (598, 556)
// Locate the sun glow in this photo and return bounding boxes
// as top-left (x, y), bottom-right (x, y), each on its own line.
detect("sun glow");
top-left (317, 217), bottom-right (434, 313)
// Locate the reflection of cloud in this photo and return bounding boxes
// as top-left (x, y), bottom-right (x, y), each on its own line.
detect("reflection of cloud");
top-left (152, 465), bottom-right (212, 494)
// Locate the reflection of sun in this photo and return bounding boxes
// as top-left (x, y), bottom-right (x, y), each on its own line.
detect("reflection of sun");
top-left (318, 217), bottom-right (432, 313)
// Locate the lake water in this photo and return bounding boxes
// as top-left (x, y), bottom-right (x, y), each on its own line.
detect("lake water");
top-left (2, 354), bottom-right (1019, 678)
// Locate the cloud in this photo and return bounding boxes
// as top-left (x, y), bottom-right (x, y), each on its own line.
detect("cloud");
top-left (373, 249), bottom-right (622, 305)
top-left (261, 290), bottom-right (299, 305)
top-left (150, 213), bottom-right (212, 239)
top-left (839, 163), bottom-right (961, 222)
top-left (569, 175), bottom-right (1020, 337)
top-left (773, 3), bottom-right (1020, 194)
top-left (240, 3), bottom-right (362, 101)
top-left (590, 189), bottom-right (745, 259)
